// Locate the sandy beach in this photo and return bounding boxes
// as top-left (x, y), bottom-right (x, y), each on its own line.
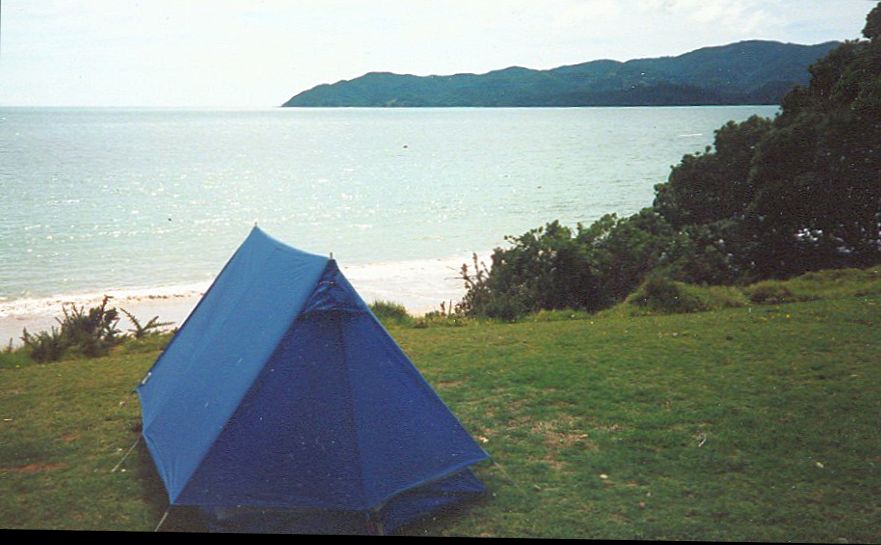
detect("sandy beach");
top-left (0, 254), bottom-right (474, 347)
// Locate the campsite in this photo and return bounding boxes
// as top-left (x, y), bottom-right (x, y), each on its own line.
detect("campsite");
top-left (135, 227), bottom-right (489, 534)
top-left (2, 1), bottom-right (881, 539)
top-left (1, 262), bottom-right (880, 540)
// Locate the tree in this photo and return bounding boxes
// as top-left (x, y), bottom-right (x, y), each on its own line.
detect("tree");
top-left (864, 2), bottom-right (881, 40)
top-left (653, 116), bottom-right (772, 229)
top-left (745, 5), bottom-right (881, 277)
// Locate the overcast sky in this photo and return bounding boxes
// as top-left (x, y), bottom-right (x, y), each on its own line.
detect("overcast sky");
top-left (0, 0), bottom-right (876, 107)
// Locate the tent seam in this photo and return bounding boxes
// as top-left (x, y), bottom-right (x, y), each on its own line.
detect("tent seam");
top-left (138, 229), bottom-right (251, 423)
top-left (335, 303), bottom-right (372, 511)
top-left (172, 247), bottom-right (329, 504)
top-left (367, 456), bottom-right (490, 515)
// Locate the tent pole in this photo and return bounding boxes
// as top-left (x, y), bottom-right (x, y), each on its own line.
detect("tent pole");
top-left (111, 434), bottom-right (141, 473)
top-left (492, 459), bottom-right (528, 496)
top-left (154, 509), bottom-right (170, 532)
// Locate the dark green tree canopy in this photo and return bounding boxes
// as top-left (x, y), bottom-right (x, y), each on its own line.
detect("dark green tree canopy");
top-left (456, 2), bottom-right (881, 316)
top-left (864, 2), bottom-right (881, 39)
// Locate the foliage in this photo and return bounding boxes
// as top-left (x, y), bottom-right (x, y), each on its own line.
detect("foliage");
top-left (21, 327), bottom-right (69, 363)
top-left (744, 11), bottom-right (881, 277)
top-left (457, 2), bottom-right (881, 317)
top-left (16, 297), bottom-right (171, 364)
top-left (625, 275), bottom-right (747, 315)
top-left (744, 283), bottom-right (801, 304)
top-left (368, 300), bottom-right (413, 327)
top-left (457, 212), bottom-right (677, 318)
top-left (413, 312), bottom-right (476, 329)
top-left (54, 296), bottom-right (124, 358)
top-left (119, 308), bottom-right (173, 339)
top-left (866, 2), bottom-right (881, 40)
top-left (576, 209), bottom-right (677, 307)
top-left (457, 251), bottom-right (533, 320)
top-left (747, 266), bottom-right (881, 302)
top-left (653, 116), bottom-right (773, 229)
top-left (657, 220), bottom-right (748, 285)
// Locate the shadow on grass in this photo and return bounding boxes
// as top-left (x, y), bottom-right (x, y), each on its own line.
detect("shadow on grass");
top-left (129, 423), bottom-right (487, 536)
top-left (133, 439), bottom-right (207, 533)
top-left (395, 493), bottom-right (492, 537)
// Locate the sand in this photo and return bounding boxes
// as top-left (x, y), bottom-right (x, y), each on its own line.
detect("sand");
top-left (0, 254), bottom-right (476, 347)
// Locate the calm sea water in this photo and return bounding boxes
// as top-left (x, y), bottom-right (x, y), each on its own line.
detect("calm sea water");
top-left (0, 106), bottom-right (777, 308)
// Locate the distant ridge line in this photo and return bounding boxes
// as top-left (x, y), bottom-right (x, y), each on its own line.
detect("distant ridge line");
top-left (282, 40), bottom-right (840, 108)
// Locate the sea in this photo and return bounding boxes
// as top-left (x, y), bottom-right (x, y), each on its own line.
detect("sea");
top-left (0, 105), bottom-right (778, 324)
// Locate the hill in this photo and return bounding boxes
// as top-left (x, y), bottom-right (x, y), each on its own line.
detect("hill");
top-left (282, 40), bottom-right (840, 107)
top-left (1, 266), bottom-right (880, 539)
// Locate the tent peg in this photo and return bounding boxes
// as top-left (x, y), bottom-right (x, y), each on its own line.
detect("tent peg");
top-left (154, 509), bottom-right (170, 532)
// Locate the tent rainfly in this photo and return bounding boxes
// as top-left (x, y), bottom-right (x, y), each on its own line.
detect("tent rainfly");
top-left (136, 227), bottom-right (489, 534)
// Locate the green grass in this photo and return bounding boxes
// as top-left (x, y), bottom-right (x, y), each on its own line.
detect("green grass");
top-left (746, 266), bottom-right (881, 303)
top-left (1, 274), bottom-right (880, 539)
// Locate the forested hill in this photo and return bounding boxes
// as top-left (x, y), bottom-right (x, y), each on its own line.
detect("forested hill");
top-left (282, 40), bottom-right (839, 107)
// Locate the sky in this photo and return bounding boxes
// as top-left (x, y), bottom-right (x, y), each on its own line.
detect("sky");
top-left (0, 0), bottom-right (876, 107)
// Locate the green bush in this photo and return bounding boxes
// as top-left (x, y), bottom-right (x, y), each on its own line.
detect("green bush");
top-left (458, 6), bottom-right (881, 316)
top-left (627, 276), bottom-right (748, 315)
top-left (120, 308), bottom-right (173, 339)
top-left (414, 312), bottom-right (475, 328)
top-left (456, 211), bottom-right (676, 318)
top-left (628, 275), bottom-right (707, 314)
top-left (57, 296), bottom-right (123, 358)
top-left (21, 327), bottom-right (68, 363)
top-left (369, 300), bottom-right (413, 327)
top-left (16, 296), bottom-right (168, 363)
top-left (745, 283), bottom-right (801, 304)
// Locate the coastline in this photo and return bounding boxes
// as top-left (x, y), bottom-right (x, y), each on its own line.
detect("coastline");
top-left (0, 253), bottom-right (478, 347)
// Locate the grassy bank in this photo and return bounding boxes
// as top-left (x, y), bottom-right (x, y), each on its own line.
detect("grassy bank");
top-left (1, 274), bottom-right (879, 540)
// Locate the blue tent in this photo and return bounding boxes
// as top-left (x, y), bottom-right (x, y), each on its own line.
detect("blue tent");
top-left (136, 227), bottom-right (489, 534)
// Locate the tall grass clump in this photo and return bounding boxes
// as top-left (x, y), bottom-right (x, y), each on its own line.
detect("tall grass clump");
top-left (743, 282), bottom-right (805, 304)
top-left (369, 300), bottom-right (413, 327)
top-left (772, 266), bottom-right (881, 298)
top-left (626, 275), bottom-right (747, 315)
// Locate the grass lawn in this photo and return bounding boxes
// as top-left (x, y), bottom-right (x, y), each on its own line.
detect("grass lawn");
top-left (1, 285), bottom-right (880, 539)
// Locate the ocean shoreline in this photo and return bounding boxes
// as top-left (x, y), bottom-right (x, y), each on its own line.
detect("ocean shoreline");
top-left (0, 253), bottom-right (479, 347)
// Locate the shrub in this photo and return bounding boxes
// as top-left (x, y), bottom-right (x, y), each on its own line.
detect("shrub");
top-left (480, 294), bottom-right (529, 321)
top-left (414, 312), bottom-right (475, 328)
top-left (455, 253), bottom-right (498, 316)
top-left (21, 327), bottom-right (68, 363)
top-left (628, 275), bottom-right (707, 314)
top-left (120, 308), bottom-right (173, 339)
top-left (16, 296), bottom-right (168, 363)
top-left (57, 296), bottom-right (123, 358)
top-left (745, 283), bottom-right (796, 304)
top-left (703, 285), bottom-right (751, 309)
top-left (658, 220), bottom-right (746, 285)
top-left (455, 211), bottom-right (676, 318)
top-left (369, 300), bottom-right (413, 327)
top-left (627, 275), bottom-right (747, 315)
